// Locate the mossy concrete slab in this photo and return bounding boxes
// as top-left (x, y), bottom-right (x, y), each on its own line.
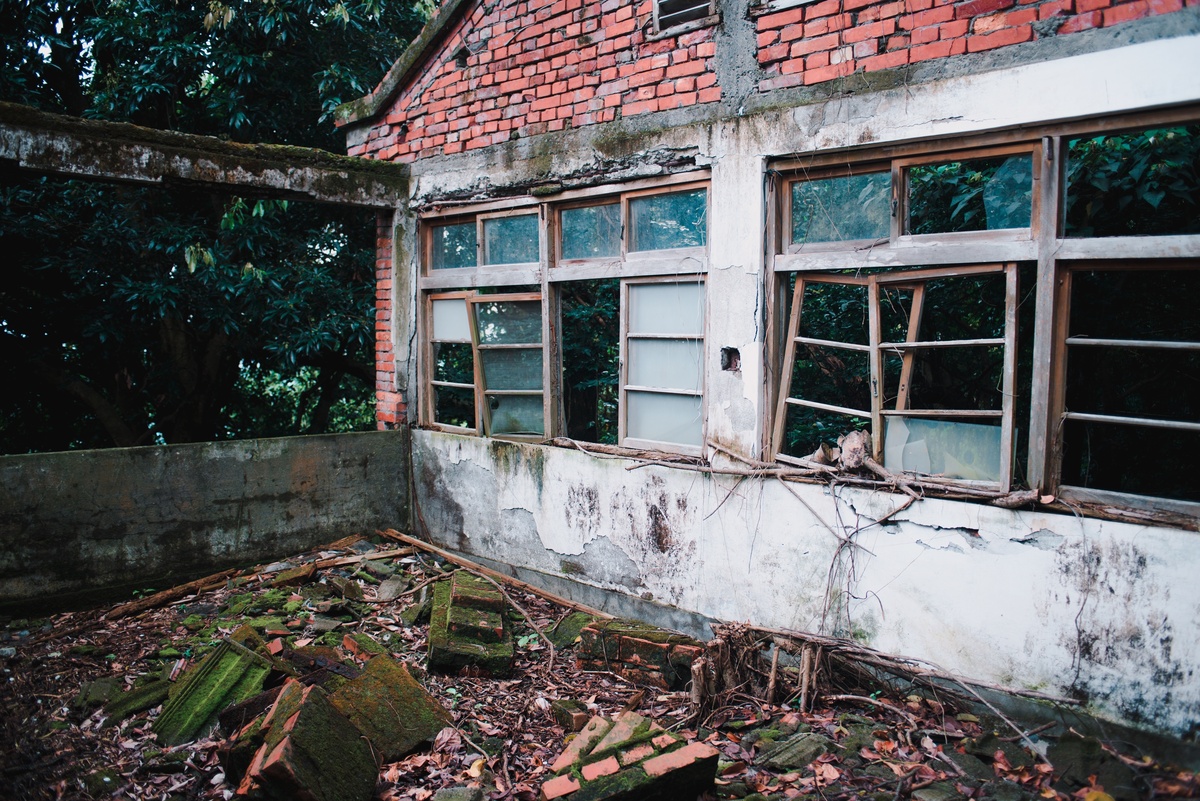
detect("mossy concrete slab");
top-left (428, 580), bottom-right (514, 677)
top-left (153, 639), bottom-right (271, 746)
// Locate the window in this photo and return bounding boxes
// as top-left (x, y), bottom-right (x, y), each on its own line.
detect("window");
top-left (652, 0), bottom-right (718, 36)
top-left (420, 179), bottom-right (709, 454)
top-left (770, 111), bottom-right (1200, 515)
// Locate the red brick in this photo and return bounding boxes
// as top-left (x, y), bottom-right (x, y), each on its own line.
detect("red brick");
top-left (939, 18), bottom-right (971, 35)
top-left (698, 86), bottom-right (722, 102)
top-left (804, 60), bottom-right (856, 83)
top-left (618, 742), bottom-right (656, 765)
top-left (581, 755), bottom-right (620, 780)
top-left (966, 22), bottom-right (1031, 49)
top-left (1103, 0), bottom-right (1151, 22)
top-left (757, 5), bottom-right (806, 28)
top-left (1058, 10), bottom-right (1102, 30)
top-left (843, 18), bottom-right (898, 42)
top-left (859, 48), bottom-right (911, 69)
top-left (642, 742), bottom-right (720, 778)
top-left (539, 773), bottom-right (580, 800)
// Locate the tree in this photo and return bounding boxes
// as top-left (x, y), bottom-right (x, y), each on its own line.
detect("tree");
top-left (0, 0), bottom-right (430, 451)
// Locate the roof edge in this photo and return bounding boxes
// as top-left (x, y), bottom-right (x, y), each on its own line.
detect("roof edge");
top-left (334, 0), bottom-right (476, 131)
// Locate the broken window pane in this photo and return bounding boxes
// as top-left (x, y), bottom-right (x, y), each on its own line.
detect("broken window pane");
top-left (629, 188), bottom-right (707, 251)
top-left (628, 281), bottom-right (705, 335)
top-left (627, 391), bottom-right (702, 446)
top-left (483, 214), bottom-right (539, 264)
top-left (907, 154), bottom-right (1033, 234)
top-left (657, 0), bottom-right (712, 30)
top-left (561, 279), bottom-right (619, 444)
top-left (791, 172), bottom-right (891, 244)
top-left (433, 342), bottom-right (474, 385)
top-left (1065, 125), bottom-right (1200, 237)
top-left (1062, 421), bottom-right (1199, 503)
top-left (487, 394), bottom-right (545, 436)
top-left (474, 300), bottom-right (542, 344)
top-left (478, 348), bottom-right (543, 391)
top-left (883, 417), bottom-right (1002, 482)
top-left (795, 280), bottom-right (870, 345)
top-left (780, 406), bottom-right (868, 460)
top-left (789, 345), bottom-right (870, 411)
top-left (561, 204), bottom-right (621, 260)
top-left (431, 221), bottom-right (477, 269)
top-left (628, 339), bottom-right (703, 391)
top-left (432, 298), bottom-right (471, 341)
top-left (434, 386), bottom-right (475, 428)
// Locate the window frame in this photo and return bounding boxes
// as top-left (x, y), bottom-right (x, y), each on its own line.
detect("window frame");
top-left (424, 290), bottom-right (481, 434)
top-left (467, 291), bottom-right (549, 441)
top-left (650, 0), bottom-right (719, 39)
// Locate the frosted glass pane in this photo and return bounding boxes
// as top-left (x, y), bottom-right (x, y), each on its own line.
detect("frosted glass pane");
top-left (628, 282), bottom-right (704, 335)
top-left (483, 214), bottom-right (539, 264)
top-left (474, 300), bottom-right (542, 344)
top-left (431, 222), bottom-right (476, 269)
top-left (480, 348), bottom-right (543, 391)
top-left (791, 172), bottom-right (891, 243)
top-left (627, 391), bottom-right (702, 446)
top-left (629, 189), bottom-right (707, 251)
top-left (561, 204), bottom-right (621, 260)
top-left (488, 394), bottom-right (544, 436)
top-left (628, 339), bottom-right (702, 391)
top-left (883, 417), bottom-right (1001, 483)
top-left (432, 298), bottom-right (470, 341)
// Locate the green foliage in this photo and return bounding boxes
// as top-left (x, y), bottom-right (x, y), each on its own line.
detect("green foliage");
top-left (0, 0), bottom-right (428, 451)
top-left (560, 279), bottom-right (619, 444)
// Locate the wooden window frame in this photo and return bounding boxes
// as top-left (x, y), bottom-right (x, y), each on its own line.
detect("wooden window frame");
top-left (650, 0), bottom-right (719, 39)
top-left (467, 291), bottom-right (549, 442)
top-left (424, 290), bottom-right (481, 434)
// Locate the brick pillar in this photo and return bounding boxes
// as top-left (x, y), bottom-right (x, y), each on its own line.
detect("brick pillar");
top-left (374, 210), bottom-right (405, 429)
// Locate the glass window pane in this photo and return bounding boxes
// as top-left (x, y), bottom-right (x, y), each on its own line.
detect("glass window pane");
top-left (628, 282), bottom-right (704, 335)
top-left (483, 214), bottom-right (539, 264)
top-left (561, 204), bottom-right (621, 260)
top-left (487, 394), bottom-right (544, 436)
top-left (629, 189), bottom-right (707, 251)
top-left (432, 298), bottom-right (471, 341)
top-left (433, 342), bottom-right (474, 384)
top-left (434, 386), bottom-right (475, 428)
top-left (791, 172), bottom-right (891, 244)
top-left (1066, 346), bottom-right (1200, 422)
top-left (1065, 125), bottom-right (1200, 237)
top-left (908, 154), bottom-right (1033, 234)
top-left (628, 339), bottom-right (703, 391)
top-left (479, 348), bottom-right (543, 391)
top-left (626, 391), bottom-right (702, 446)
top-left (431, 222), bottom-right (477, 270)
top-left (473, 300), bottom-right (542, 344)
top-left (883, 417), bottom-right (1002, 483)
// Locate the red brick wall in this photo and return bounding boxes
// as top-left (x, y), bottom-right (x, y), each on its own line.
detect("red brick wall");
top-left (373, 212), bottom-right (405, 429)
top-left (349, 0), bottom-right (721, 162)
top-left (755, 0), bottom-right (1191, 91)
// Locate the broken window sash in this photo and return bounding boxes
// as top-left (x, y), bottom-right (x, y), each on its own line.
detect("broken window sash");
top-left (622, 279), bottom-right (706, 451)
top-left (773, 264), bottom-right (1018, 490)
top-left (560, 203), bottom-right (621, 260)
top-left (788, 169), bottom-right (891, 247)
top-left (1065, 124), bottom-right (1200, 238)
top-left (427, 291), bottom-right (479, 431)
top-left (1056, 264), bottom-right (1200, 505)
top-left (468, 293), bottom-right (547, 438)
top-left (628, 188), bottom-right (708, 253)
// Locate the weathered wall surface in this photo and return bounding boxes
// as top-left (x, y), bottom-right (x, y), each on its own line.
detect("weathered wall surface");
top-left (413, 429), bottom-right (1200, 740)
top-left (0, 431), bottom-right (410, 612)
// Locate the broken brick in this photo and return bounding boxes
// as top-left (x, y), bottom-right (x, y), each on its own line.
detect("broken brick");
top-left (592, 711), bottom-right (649, 754)
top-left (551, 716), bottom-right (613, 773)
top-left (581, 755), bottom-right (620, 781)
top-left (539, 773), bottom-right (581, 800)
top-left (341, 632), bottom-right (388, 658)
top-left (551, 698), bottom-right (590, 732)
top-left (449, 572), bottom-right (506, 612)
top-left (642, 741), bottom-right (720, 778)
top-left (448, 605), bottom-right (505, 643)
top-left (154, 639), bottom-right (271, 747)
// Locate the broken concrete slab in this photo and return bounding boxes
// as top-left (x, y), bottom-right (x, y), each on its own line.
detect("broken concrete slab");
top-left (1048, 731), bottom-right (1139, 801)
top-left (102, 676), bottom-right (171, 724)
top-left (753, 731), bottom-right (831, 769)
top-left (329, 654), bottom-right (452, 763)
top-left (428, 575), bottom-right (515, 677)
top-left (233, 679), bottom-right (376, 801)
top-left (576, 619), bottom-right (703, 690)
top-left (542, 711), bottom-right (718, 801)
top-left (376, 576), bottom-right (408, 602)
top-left (549, 612), bottom-right (596, 650)
top-left (153, 639), bottom-right (271, 746)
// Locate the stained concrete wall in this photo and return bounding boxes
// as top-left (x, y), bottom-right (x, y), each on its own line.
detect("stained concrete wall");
top-left (0, 431), bottom-right (409, 612)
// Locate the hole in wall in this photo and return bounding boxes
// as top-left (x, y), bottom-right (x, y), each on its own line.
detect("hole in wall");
top-left (721, 347), bottom-right (741, 372)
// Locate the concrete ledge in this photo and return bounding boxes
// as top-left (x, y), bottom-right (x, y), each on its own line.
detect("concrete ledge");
top-left (0, 431), bottom-right (410, 613)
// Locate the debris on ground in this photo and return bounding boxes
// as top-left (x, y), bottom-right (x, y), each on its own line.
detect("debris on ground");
top-left (0, 528), bottom-right (1196, 801)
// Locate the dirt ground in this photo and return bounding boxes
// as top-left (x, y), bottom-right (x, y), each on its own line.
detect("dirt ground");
top-left (1, 532), bottom-right (1196, 801)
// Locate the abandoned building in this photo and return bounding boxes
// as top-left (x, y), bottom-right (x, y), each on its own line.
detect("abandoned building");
top-left (330, 0), bottom-right (1200, 744)
top-left (1, 0), bottom-right (1198, 762)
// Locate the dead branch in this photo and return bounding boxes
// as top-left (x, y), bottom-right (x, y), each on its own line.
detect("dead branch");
top-left (823, 694), bottom-right (920, 727)
top-left (105, 568), bottom-right (239, 621)
top-left (314, 547), bottom-right (413, 569)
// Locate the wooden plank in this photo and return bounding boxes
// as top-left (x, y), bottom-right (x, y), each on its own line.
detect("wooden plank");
top-left (1062, 412), bottom-right (1200, 432)
top-left (793, 336), bottom-right (871, 352)
top-left (868, 276), bottom-right (883, 460)
top-left (419, 265), bottom-right (542, 290)
top-left (879, 409), bottom-right (1002, 418)
top-left (107, 568), bottom-right (239, 620)
top-left (1050, 234), bottom-right (1200, 260)
top-left (774, 242), bottom-right (1036, 272)
top-left (770, 275), bottom-right (807, 458)
top-left (998, 262), bottom-right (1018, 493)
top-left (1066, 337), bottom-right (1200, 351)
top-left (879, 337), bottom-right (1005, 349)
top-left (895, 283), bottom-right (926, 411)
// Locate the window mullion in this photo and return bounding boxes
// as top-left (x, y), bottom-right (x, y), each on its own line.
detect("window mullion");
top-left (868, 276), bottom-right (883, 461)
top-left (1028, 135), bottom-right (1065, 493)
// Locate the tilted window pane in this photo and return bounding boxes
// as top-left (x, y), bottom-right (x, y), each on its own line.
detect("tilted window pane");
top-left (628, 339), bottom-right (703, 391)
top-left (629, 189), bottom-right (707, 251)
top-left (627, 391), bottom-right (702, 446)
top-left (628, 281), bottom-right (705, 335)
top-left (487, 394), bottom-right (545, 436)
top-left (883, 417), bottom-right (1002, 483)
top-left (432, 298), bottom-right (471, 341)
top-left (433, 342), bottom-right (474, 385)
top-left (431, 222), bottom-right (477, 269)
top-left (1065, 125), bottom-right (1200, 237)
top-left (479, 348), bottom-right (544, 391)
top-left (473, 300), bottom-right (542, 344)
top-left (908, 154), bottom-right (1033, 234)
top-left (791, 172), bottom-right (891, 244)
top-left (561, 204), bottom-right (621, 260)
top-left (434, 386), bottom-right (475, 428)
top-left (483, 214), bottom-right (539, 264)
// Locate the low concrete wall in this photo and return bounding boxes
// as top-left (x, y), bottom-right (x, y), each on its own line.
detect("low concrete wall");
top-left (0, 431), bottom-right (409, 612)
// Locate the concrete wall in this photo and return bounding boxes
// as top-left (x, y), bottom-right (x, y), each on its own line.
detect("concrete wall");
top-left (0, 431), bottom-right (410, 612)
